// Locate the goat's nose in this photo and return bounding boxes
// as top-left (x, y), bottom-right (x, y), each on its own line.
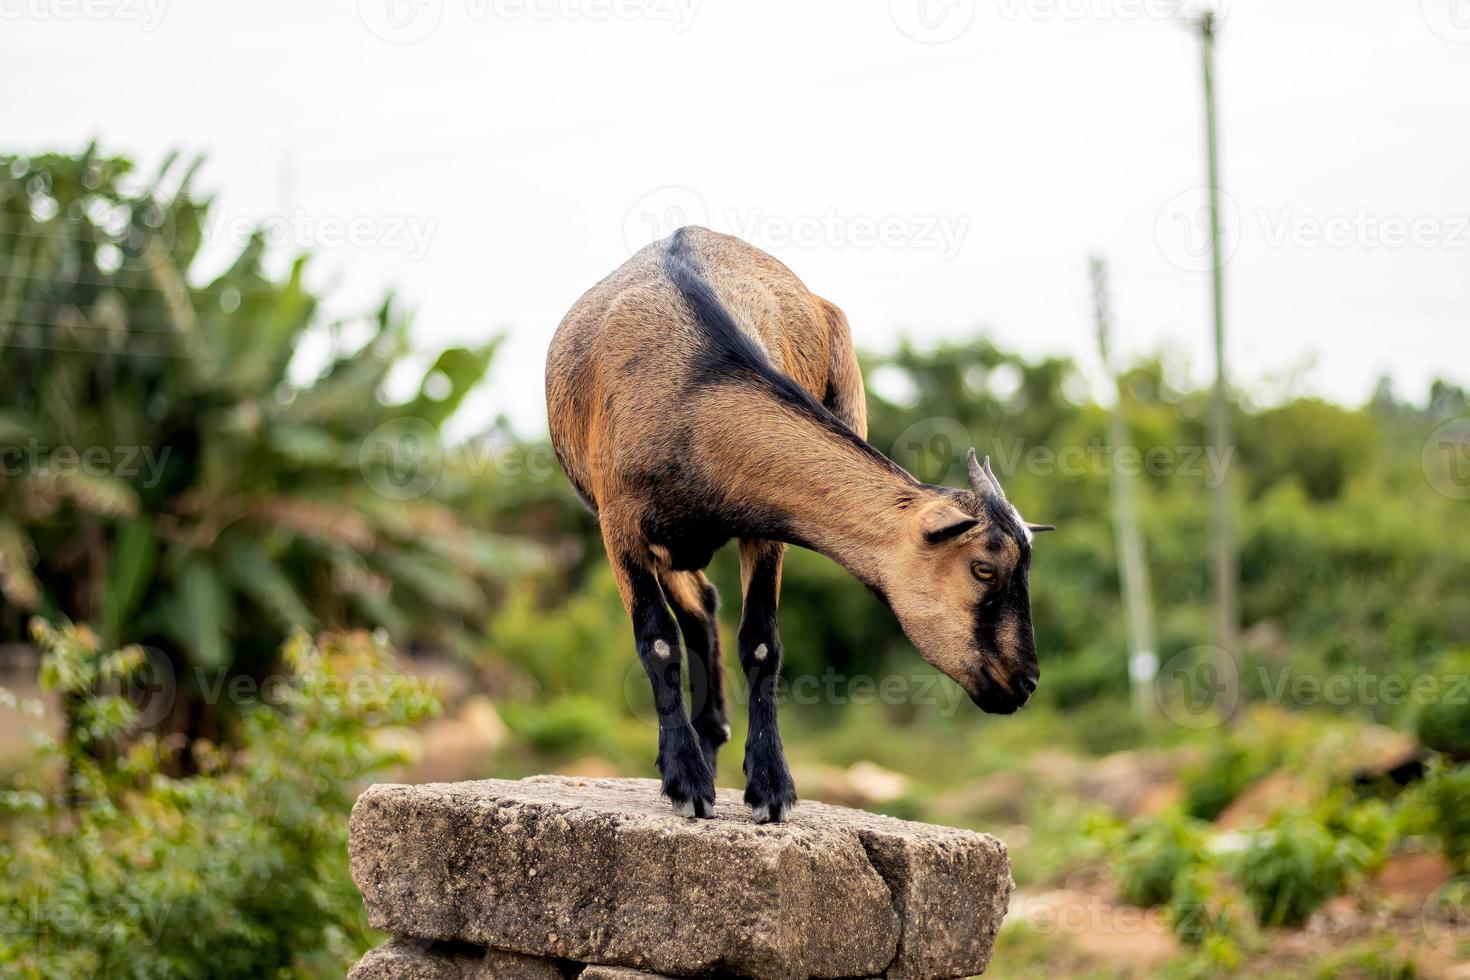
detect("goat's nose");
top-left (1017, 670), bottom-right (1039, 698)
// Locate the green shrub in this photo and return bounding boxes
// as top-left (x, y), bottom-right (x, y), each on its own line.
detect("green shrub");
top-left (1168, 862), bottom-right (1236, 946)
top-left (1181, 741), bottom-right (1278, 821)
top-left (501, 694), bottom-right (622, 756)
top-left (1231, 810), bottom-right (1369, 928)
top-left (0, 619), bottom-right (438, 978)
top-left (1416, 654), bottom-right (1470, 760)
top-left (1116, 811), bottom-right (1209, 908)
top-left (1403, 760), bottom-right (1470, 872)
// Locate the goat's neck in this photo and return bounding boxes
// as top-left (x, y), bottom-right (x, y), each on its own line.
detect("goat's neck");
top-left (720, 411), bottom-right (922, 592)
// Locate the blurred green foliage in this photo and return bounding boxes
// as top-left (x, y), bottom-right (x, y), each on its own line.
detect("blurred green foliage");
top-left (0, 619), bottom-right (437, 978)
top-left (0, 148), bottom-right (538, 735)
top-left (1232, 810), bottom-right (1370, 928)
top-left (1116, 810), bottom-right (1209, 908)
top-left (1416, 651), bottom-right (1470, 760)
top-left (4, 146), bottom-right (1470, 977)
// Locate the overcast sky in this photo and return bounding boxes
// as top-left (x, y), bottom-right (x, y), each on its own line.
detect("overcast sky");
top-left (5, 0), bottom-right (1468, 435)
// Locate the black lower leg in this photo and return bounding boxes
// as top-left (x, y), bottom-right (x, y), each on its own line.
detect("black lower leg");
top-left (669, 576), bottom-right (729, 776)
top-left (738, 545), bottom-right (796, 823)
top-left (624, 559), bottom-right (715, 817)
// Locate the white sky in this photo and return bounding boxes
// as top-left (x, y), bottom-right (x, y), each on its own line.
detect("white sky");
top-left (5, 0), bottom-right (1469, 435)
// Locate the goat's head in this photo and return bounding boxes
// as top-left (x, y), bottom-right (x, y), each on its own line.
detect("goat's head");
top-left (886, 449), bottom-right (1053, 715)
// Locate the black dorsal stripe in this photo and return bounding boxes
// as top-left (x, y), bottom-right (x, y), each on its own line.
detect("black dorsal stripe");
top-left (662, 227), bottom-right (909, 482)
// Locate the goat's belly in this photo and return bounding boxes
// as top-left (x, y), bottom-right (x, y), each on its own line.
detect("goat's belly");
top-left (640, 508), bottom-right (732, 571)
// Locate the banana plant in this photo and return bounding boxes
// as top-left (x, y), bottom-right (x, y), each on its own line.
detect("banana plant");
top-left (0, 146), bottom-right (539, 733)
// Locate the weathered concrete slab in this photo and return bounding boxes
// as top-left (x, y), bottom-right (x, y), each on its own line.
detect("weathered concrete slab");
top-left (350, 776), bottom-right (1010, 979)
top-left (346, 938), bottom-right (563, 979)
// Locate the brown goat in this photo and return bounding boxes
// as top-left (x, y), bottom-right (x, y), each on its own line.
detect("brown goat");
top-left (546, 226), bottom-right (1051, 821)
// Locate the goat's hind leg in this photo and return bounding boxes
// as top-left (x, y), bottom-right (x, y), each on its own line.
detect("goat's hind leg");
top-left (737, 539), bottom-right (797, 823)
top-left (664, 570), bottom-right (730, 776)
top-left (606, 535), bottom-right (716, 818)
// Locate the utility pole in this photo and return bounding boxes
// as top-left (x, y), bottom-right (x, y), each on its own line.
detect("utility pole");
top-left (1091, 256), bottom-right (1158, 718)
top-left (1199, 10), bottom-right (1238, 668)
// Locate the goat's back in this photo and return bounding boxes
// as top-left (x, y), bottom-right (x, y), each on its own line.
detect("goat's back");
top-left (546, 226), bottom-right (847, 512)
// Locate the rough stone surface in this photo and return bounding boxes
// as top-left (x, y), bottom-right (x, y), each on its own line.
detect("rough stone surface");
top-left (346, 938), bottom-right (563, 979)
top-left (350, 776), bottom-right (1011, 979)
top-left (579, 968), bottom-right (677, 980)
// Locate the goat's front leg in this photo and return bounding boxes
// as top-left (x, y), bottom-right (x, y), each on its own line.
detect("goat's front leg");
top-left (607, 538), bottom-right (716, 818)
top-left (737, 539), bottom-right (797, 823)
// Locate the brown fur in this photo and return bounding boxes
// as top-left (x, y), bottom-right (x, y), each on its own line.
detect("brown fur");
top-left (547, 227), bottom-right (1043, 790)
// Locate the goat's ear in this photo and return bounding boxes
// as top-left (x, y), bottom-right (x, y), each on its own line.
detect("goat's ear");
top-left (1027, 523), bottom-right (1057, 534)
top-left (918, 501), bottom-right (980, 544)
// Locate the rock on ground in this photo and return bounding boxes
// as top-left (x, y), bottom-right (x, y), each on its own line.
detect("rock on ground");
top-left (350, 775), bottom-right (1011, 979)
top-left (347, 938), bottom-right (565, 980)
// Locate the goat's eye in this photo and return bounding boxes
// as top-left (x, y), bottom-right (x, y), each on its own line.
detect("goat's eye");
top-left (971, 561), bottom-right (996, 582)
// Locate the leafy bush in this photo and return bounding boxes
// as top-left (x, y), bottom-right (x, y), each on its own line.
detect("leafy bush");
top-left (1402, 760), bottom-right (1470, 872)
top-left (1181, 741), bottom-right (1278, 821)
top-left (1116, 811), bottom-right (1208, 908)
top-left (1168, 862), bottom-right (1237, 947)
top-left (1416, 653), bottom-right (1470, 760)
top-left (1231, 810), bottom-right (1369, 928)
top-left (0, 619), bottom-right (438, 978)
top-left (0, 149), bottom-right (535, 730)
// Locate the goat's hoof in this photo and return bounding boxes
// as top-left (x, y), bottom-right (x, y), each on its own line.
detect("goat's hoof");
top-left (658, 727), bottom-right (717, 819)
top-left (751, 800), bottom-right (792, 824)
top-left (672, 795), bottom-right (716, 819)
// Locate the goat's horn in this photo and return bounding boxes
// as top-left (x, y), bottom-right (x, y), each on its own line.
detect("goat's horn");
top-left (982, 455), bottom-right (1008, 501)
top-left (966, 448), bottom-right (1004, 501)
